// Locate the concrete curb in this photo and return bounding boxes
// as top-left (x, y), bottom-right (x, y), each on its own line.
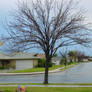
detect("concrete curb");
top-left (0, 64), bottom-right (78, 76)
top-left (0, 69), bottom-right (62, 76)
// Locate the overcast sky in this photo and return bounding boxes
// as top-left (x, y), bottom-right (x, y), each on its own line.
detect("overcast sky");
top-left (0, 0), bottom-right (92, 55)
top-left (0, 0), bottom-right (92, 18)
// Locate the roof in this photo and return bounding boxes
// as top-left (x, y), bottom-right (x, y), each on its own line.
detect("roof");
top-left (0, 53), bottom-right (40, 60)
top-left (36, 54), bottom-right (45, 59)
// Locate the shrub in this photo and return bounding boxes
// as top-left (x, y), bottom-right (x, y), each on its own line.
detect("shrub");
top-left (60, 58), bottom-right (65, 65)
top-left (49, 61), bottom-right (53, 67)
top-left (38, 59), bottom-right (52, 67)
top-left (38, 59), bottom-right (45, 67)
top-left (67, 62), bottom-right (72, 65)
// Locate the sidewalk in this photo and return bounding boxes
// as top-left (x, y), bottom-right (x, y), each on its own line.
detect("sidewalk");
top-left (0, 85), bottom-right (92, 87)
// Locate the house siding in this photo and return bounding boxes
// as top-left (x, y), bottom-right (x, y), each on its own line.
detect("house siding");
top-left (15, 60), bottom-right (33, 70)
top-left (9, 60), bottom-right (16, 69)
top-left (33, 60), bottom-right (38, 67)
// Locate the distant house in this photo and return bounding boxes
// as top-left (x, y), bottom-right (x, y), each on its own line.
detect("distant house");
top-left (82, 56), bottom-right (89, 62)
top-left (0, 53), bottom-right (39, 70)
top-left (52, 57), bottom-right (61, 65)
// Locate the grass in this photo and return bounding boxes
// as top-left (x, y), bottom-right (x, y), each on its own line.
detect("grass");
top-left (9, 65), bottom-right (63, 73)
top-left (60, 62), bottom-right (80, 71)
top-left (10, 67), bottom-right (45, 73)
top-left (9, 62), bottom-right (79, 73)
top-left (1, 83), bottom-right (92, 86)
top-left (0, 87), bottom-right (92, 92)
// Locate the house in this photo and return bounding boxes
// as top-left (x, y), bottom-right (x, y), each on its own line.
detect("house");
top-left (52, 57), bottom-right (61, 65)
top-left (36, 54), bottom-right (45, 59)
top-left (82, 56), bottom-right (89, 62)
top-left (34, 53), bottom-right (45, 59)
top-left (0, 53), bottom-right (40, 70)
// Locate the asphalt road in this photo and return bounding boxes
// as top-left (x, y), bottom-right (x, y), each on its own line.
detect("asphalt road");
top-left (0, 62), bottom-right (92, 83)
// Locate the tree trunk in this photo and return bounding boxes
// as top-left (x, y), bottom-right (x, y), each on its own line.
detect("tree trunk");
top-left (44, 58), bottom-right (50, 84)
top-left (64, 59), bottom-right (67, 68)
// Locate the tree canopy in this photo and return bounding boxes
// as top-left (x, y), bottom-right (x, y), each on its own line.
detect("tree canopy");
top-left (2, 0), bottom-right (92, 84)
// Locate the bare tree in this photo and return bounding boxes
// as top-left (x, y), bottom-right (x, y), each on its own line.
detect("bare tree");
top-left (60, 48), bottom-right (68, 68)
top-left (68, 50), bottom-right (88, 62)
top-left (68, 51), bottom-right (76, 63)
top-left (2, 0), bottom-right (92, 84)
top-left (75, 51), bottom-right (86, 62)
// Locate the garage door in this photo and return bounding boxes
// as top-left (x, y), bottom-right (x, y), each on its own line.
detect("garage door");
top-left (16, 60), bottom-right (33, 70)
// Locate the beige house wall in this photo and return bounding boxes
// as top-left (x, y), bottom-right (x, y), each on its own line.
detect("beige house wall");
top-left (33, 60), bottom-right (38, 67)
top-left (15, 60), bottom-right (34, 70)
top-left (9, 60), bottom-right (16, 69)
top-left (0, 59), bottom-right (38, 70)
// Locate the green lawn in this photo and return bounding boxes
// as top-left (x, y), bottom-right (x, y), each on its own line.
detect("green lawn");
top-left (0, 87), bottom-right (92, 92)
top-left (9, 62), bottom-right (80, 73)
top-left (1, 83), bottom-right (92, 85)
top-left (9, 65), bottom-right (63, 73)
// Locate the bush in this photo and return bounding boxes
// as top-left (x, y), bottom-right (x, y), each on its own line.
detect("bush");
top-left (67, 62), bottom-right (73, 65)
top-left (60, 58), bottom-right (65, 65)
top-left (38, 59), bottom-right (52, 67)
top-left (49, 61), bottom-right (53, 67)
top-left (38, 59), bottom-right (45, 67)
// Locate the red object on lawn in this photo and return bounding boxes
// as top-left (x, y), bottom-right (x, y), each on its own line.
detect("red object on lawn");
top-left (20, 86), bottom-right (25, 92)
